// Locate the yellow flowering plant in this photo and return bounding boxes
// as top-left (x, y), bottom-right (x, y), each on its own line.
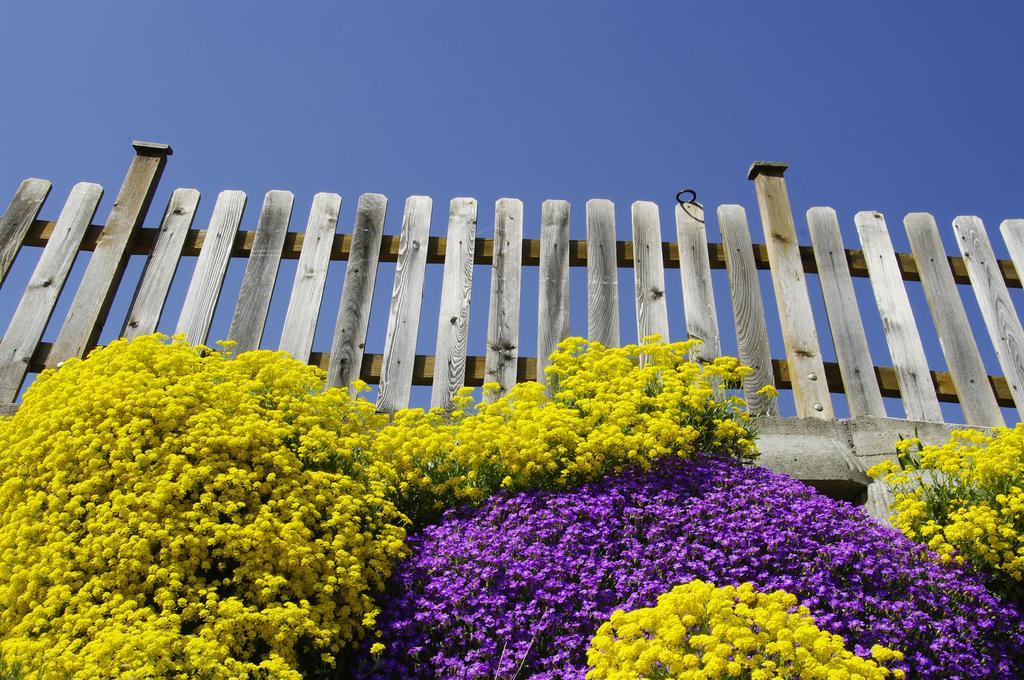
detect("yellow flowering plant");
top-left (0, 334), bottom-right (757, 678)
top-left (586, 580), bottom-right (904, 680)
top-left (868, 426), bottom-right (1024, 604)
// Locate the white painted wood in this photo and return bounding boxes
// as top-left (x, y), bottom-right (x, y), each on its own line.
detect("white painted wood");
top-left (377, 195), bottom-right (432, 412)
top-left (807, 207), bottom-right (885, 417)
top-left (123, 188), bottom-right (201, 338)
top-left (326, 194), bottom-right (387, 392)
top-left (750, 166), bottom-right (832, 418)
top-left (676, 201), bottom-right (720, 360)
top-left (537, 199), bottom-right (570, 385)
top-left (718, 204), bottom-right (776, 416)
top-left (631, 201), bottom-right (670, 346)
top-left (175, 191), bottom-right (246, 345)
top-left (431, 198), bottom-right (478, 408)
top-left (855, 211), bottom-right (942, 422)
top-left (0, 183), bottom-right (102, 403)
top-left (955, 215), bottom-right (1024, 417)
top-left (226, 190), bottom-right (293, 351)
top-left (279, 193), bottom-right (341, 362)
top-left (906, 212), bottom-right (1003, 426)
top-left (586, 199), bottom-right (619, 347)
top-left (484, 198), bottom-right (524, 401)
top-left (0, 178), bottom-right (51, 286)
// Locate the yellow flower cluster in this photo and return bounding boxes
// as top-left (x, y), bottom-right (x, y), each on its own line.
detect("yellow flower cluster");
top-left (586, 580), bottom-right (904, 680)
top-left (868, 426), bottom-right (1024, 594)
top-left (363, 336), bottom-right (756, 521)
top-left (0, 335), bottom-right (407, 679)
top-left (0, 334), bottom-right (756, 677)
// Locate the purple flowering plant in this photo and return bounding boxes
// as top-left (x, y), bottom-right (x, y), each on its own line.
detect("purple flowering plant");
top-left (354, 456), bottom-right (1024, 679)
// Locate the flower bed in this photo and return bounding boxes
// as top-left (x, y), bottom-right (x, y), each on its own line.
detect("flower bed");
top-left (360, 456), bottom-right (1024, 679)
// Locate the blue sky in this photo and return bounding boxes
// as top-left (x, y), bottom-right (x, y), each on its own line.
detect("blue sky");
top-left (2, 1), bottom-right (1023, 420)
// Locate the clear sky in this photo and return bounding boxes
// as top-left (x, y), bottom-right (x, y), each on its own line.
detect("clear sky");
top-left (2, 1), bottom-right (1023, 420)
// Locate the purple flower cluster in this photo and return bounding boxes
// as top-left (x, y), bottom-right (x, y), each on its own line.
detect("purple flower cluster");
top-left (356, 455), bottom-right (1024, 679)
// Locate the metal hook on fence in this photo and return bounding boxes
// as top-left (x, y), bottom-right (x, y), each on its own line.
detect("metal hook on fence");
top-left (675, 188), bottom-right (704, 223)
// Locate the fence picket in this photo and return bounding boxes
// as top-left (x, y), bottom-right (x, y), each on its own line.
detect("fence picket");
top-left (484, 198), bottom-right (524, 401)
top-left (49, 143), bottom-right (170, 365)
top-left (807, 207), bottom-right (885, 417)
top-left (905, 212), bottom-right (1003, 426)
top-left (326, 194), bottom-right (387, 392)
top-left (0, 178), bottom-right (51, 286)
top-left (123, 189), bottom-right (201, 338)
top-left (279, 193), bottom-right (341, 362)
top-left (718, 204), bottom-right (776, 415)
top-left (226, 190), bottom-right (293, 351)
top-left (586, 199), bottom-right (620, 347)
top-left (176, 191), bottom-right (246, 345)
top-left (955, 215), bottom-right (1024, 417)
top-left (431, 198), bottom-right (478, 408)
top-left (856, 211), bottom-right (942, 422)
top-left (0, 183), bottom-right (102, 403)
top-left (632, 201), bottom-right (670, 345)
top-left (537, 200), bottom-right (570, 385)
top-left (749, 163), bottom-right (832, 418)
top-left (676, 202), bottom-right (720, 360)
top-left (377, 196), bottom-right (431, 412)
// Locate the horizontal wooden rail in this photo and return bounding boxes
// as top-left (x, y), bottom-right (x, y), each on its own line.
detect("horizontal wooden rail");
top-left (19, 217), bottom-right (1023, 288)
top-left (16, 340), bottom-right (1015, 409)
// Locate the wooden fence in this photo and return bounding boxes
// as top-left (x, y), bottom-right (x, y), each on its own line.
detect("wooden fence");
top-left (2, 142), bottom-right (1024, 429)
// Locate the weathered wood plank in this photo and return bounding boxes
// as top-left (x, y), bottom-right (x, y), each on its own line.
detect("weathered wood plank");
top-left (0, 183), bottom-right (102, 403)
top-left (807, 207), bottom-right (886, 417)
top-left (749, 163), bottom-right (832, 418)
top-left (431, 198), bottom-right (478, 408)
top-left (278, 193), bottom-right (341, 362)
top-left (377, 196), bottom-right (432, 412)
top-left (955, 215), bottom-right (1024, 417)
top-left (326, 194), bottom-right (387, 392)
top-left (48, 142), bottom-right (170, 365)
top-left (586, 199), bottom-right (620, 347)
top-left (175, 191), bottom-right (246, 345)
top-left (0, 178), bottom-right (51, 286)
top-left (718, 204), bottom-right (776, 416)
top-left (1000, 219), bottom-right (1024, 291)
top-left (906, 212), bottom-right (1003, 426)
top-left (855, 211), bottom-right (942, 422)
top-left (676, 201), bottom-right (721, 360)
top-left (484, 198), bottom-right (524, 401)
top-left (537, 200), bottom-right (570, 385)
top-left (226, 190), bottom-right (293, 351)
top-left (122, 189), bottom-right (201, 338)
top-left (631, 201), bottom-right (670, 345)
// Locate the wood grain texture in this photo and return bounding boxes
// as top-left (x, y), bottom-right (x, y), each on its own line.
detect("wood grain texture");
top-left (175, 191), bottom-right (246, 345)
top-left (326, 194), bottom-right (387, 392)
top-left (484, 198), bottom-right (524, 401)
top-left (1000, 219), bottom-right (1024, 292)
top-left (537, 199), bottom-right (570, 385)
top-left (0, 183), bottom-right (102, 403)
top-left (955, 215), bottom-right (1024, 417)
top-left (0, 178), bottom-right (51, 286)
top-left (676, 202), bottom-right (721, 360)
top-left (48, 149), bottom-right (168, 366)
top-left (750, 168), bottom-right (832, 418)
top-left (631, 201), bottom-right (670, 345)
top-left (718, 205), bottom-right (776, 416)
top-left (431, 198), bottom-right (478, 408)
top-left (226, 190), bottom-right (293, 351)
top-left (586, 199), bottom-right (620, 347)
top-left (855, 211), bottom-right (942, 422)
top-left (278, 193), bottom-right (341, 362)
top-left (906, 212), bottom-right (1003, 426)
top-left (807, 207), bottom-right (885, 417)
top-left (377, 195), bottom-right (431, 412)
top-left (122, 189), bottom-right (201, 338)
